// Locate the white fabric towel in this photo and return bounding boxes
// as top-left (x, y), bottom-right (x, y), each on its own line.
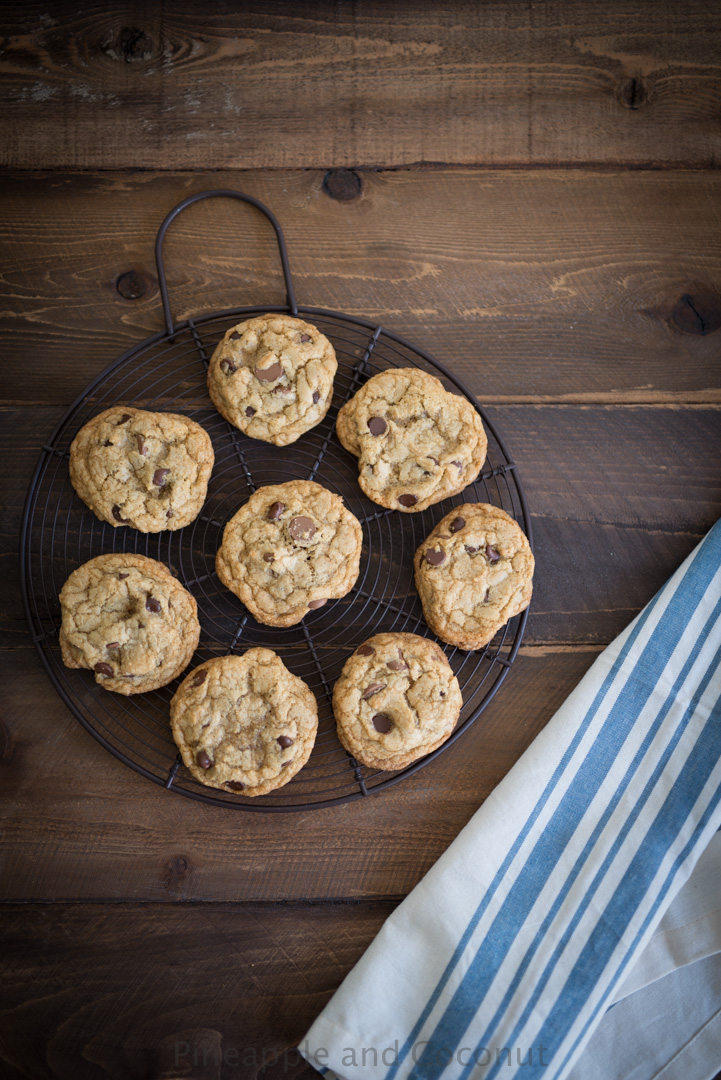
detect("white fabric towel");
top-left (301, 520), bottom-right (721, 1080)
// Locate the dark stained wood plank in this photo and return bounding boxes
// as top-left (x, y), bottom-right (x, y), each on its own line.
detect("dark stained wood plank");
top-left (0, 901), bottom-right (385, 1079)
top-left (1, 170), bottom-right (721, 406)
top-left (0, 646), bottom-right (599, 901)
top-left (4, 405), bottom-right (720, 646)
top-left (2, 1), bottom-right (720, 169)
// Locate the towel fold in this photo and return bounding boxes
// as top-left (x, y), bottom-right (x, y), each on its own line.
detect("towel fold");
top-left (301, 520), bottom-right (721, 1080)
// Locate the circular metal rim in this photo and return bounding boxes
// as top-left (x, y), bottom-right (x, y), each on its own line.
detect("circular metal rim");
top-left (20, 304), bottom-right (533, 812)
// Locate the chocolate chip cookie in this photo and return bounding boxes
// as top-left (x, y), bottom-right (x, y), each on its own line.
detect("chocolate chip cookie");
top-left (414, 503), bottom-right (534, 651)
top-left (59, 553), bottom-right (200, 694)
top-left (332, 632), bottom-right (462, 770)
top-left (69, 407), bottom-right (214, 532)
top-left (170, 650), bottom-right (318, 796)
top-left (207, 315), bottom-right (337, 445)
top-left (216, 480), bottom-right (363, 627)
top-left (336, 368), bottom-right (487, 512)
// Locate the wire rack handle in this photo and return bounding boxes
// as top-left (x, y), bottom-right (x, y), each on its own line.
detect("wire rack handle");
top-left (154, 189), bottom-right (299, 337)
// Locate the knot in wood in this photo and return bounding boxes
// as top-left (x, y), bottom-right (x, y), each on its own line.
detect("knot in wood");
top-left (322, 169), bottom-right (363, 202)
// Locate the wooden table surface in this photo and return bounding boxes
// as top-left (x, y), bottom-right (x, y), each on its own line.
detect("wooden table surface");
top-left (2, 3), bottom-right (720, 1078)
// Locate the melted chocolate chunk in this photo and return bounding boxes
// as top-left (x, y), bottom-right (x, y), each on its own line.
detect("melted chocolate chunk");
top-left (308, 598), bottom-right (327, 610)
top-left (289, 516), bottom-right (316, 542)
top-left (94, 662), bottom-right (114, 677)
top-left (103, 439), bottom-right (113, 447)
top-left (135, 434), bottom-right (147, 455)
top-left (277, 735), bottom-right (294, 748)
top-left (450, 516), bottom-right (465, 533)
top-left (267, 501), bottom-right (284, 521)
top-left (220, 358), bottom-right (237, 375)
top-left (245, 406), bottom-right (256, 417)
top-left (368, 416), bottom-right (387, 436)
top-left (356, 644), bottom-right (375, 657)
top-left (362, 681), bottom-right (386, 699)
top-left (112, 505), bottom-right (130, 524)
top-left (399, 493), bottom-right (418, 507)
top-left (484, 587), bottom-right (491, 603)
top-left (145, 595), bottom-right (161, 614)
top-left (118, 572), bottom-right (129, 580)
top-left (452, 460), bottom-right (463, 469)
top-left (486, 544), bottom-right (500, 564)
top-left (106, 642), bottom-right (120, 650)
top-left (387, 658), bottom-right (408, 671)
top-left (425, 547), bottom-right (446, 566)
top-left (153, 468), bottom-right (169, 487)
top-left (372, 713), bottom-right (392, 733)
top-left (230, 330), bottom-right (241, 340)
top-left (428, 456), bottom-right (440, 466)
top-left (312, 390), bottom-right (321, 404)
top-left (300, 333), bottom-right (311, 342)
top-left (271, 384), bottom-right (293, 395)
top-left (465, 544), bottom-right (480, 554)
top-left (191, 670), bottom-right (207, 687)
top-left (196, 750), bottom-right (212, 769)
top-left (255, 361), bottom-right (283, 382)
top-left (225, 781), bottom-right (245, 791)
top-left (263, 552), bottom-right (275, 563)
top-left (166, 509), bottom-right (173, 519)
top-left (116, 413), bottom-right (131, 425)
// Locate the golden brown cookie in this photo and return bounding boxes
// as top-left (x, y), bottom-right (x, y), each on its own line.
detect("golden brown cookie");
top-left (207, 315), bottom-right (337, 445)
top-left (336, 368), bottom-right (487, 511)
top-left (414, 503), bottom-right (534, 651)
top-left (69, 407), bottom-right (214, 532)
top-left (59, 553), bottom-right (200, 694)
top-left (332, 632), bottom-right (462, 770)
top-left (216, 480), bottom-right (363, 627)
top-left (170, 650), bottom-right (318, 796)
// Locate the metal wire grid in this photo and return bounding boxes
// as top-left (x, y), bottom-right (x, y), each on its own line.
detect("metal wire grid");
top-left (20, 194), bottom-right (533, 812)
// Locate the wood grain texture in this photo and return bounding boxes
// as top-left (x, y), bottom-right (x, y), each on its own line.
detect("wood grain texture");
top-left (0, 646), bottom-right (597, 902)
top-left (0, 901), bottom-right (383, 1079)
top-left (2, 1), bottom-right (720, 169)
top-left (2, 170), bottom-right (720, 407)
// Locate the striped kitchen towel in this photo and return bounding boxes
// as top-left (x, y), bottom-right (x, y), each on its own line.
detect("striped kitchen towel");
top-left (301, 519), bottom-right (721, 1080)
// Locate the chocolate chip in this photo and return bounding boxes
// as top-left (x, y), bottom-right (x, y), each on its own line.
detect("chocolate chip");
top-left (362, 682), bottom-right (386, 699)
top-left (118, 572), bottom-right (129, 580)
top-left (372, 713), bottom-right (392, 733)
top-left (277, 735), bottom-right (294, 748)
top-left (356, 644), bottom-right (375, 656)
top-left (230, 330), bottom-right (241, 340)
top-left (387, 659), bottom-right (408, 671)
top-left (145, 595), bottom-right (161, 613)
top-left (452, 460), bottom-right (463, 470)
top-left (138, 622), bottom-right (145, 629)
top-left (196, 750), bottom-right (212, 769)
top-left (191, 670), bottom-right (207, 687)
top-left (166, 509), bottom-right (173, 519)
top-left (221, 359), bottom-right (237, 375)
top-left (300, 333), bottom-right (311, 342)
top-left (116, 413), bottom-right (131, 425)
top-left (289, 516), bottom-right (316, 542)
top-left (255, 361), bottom-right (283, 382)
top-left (103, 439), bottom-right (113, 447)
top-left (267, 501), bottom-right (284, 521)
top-left (225, 781), bottom-right (245, 791)
top-left (94, 662), bottom-right (114, 677)
top-left (106, 642), bottom-right (120, 649)
top-left (312, 390), bottom-right (321, 403)
top-left (368, 416), bottom-right (387, 436)
top-left (271, 384), bottom-right (292, 395)
top-left (399, 494), bottom-right (418, 507)
top-left (484, 587), bottom-right (491, 603)
top-left (465, 544), bottom-right (480, 554)
top-left (153, 468), bottom-right (170, 487)
top-left (429, 456), bottom-right (440, 466)
top-left (308, 598), bottom-right (327, 609)
top-left (112, 505), bottom-right (130, 524)
top-left (450, 517), bottom-right (465, 533)
top-left (486, 544), bottom-right (500, 563)
top-left (245, 406), bottom-right (256, 417)
top-left (263, 552), bottom-right (275, 563)
top-left (425, 548), bottom-right (446, 566)
top-left (135, 434), bottom-right (147, 455)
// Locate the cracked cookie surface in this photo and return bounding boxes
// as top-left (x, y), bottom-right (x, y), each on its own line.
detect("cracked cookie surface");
top-left (59, 553), bottom-right (200, 694)
top-left (208, 315), bottom-right (337, 445)
top-left (336, 368), bottom-right (487, 511)
top-left (216, 480), bottom-right (363, 627)
top-left (415, 503), bottom-right (534, 651)
top-left (170, 650), bottom-right (318, 796)
top-left (69, 407), bottom-right (214, 532)
top-left (332, 632), bottom-right (462, 770)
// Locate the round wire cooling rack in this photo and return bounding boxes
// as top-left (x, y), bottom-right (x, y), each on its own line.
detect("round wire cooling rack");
top-left (20, 189), bottom-right (533, 812)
